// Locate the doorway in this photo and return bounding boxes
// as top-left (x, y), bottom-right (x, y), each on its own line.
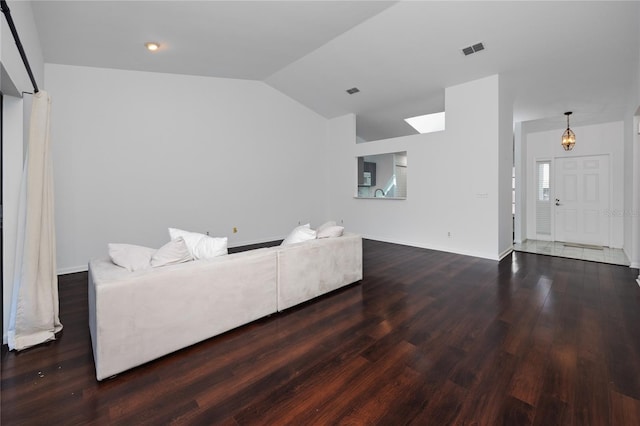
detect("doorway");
top-left (554, 155), bottom-right (610, 247)
top-left (514, 153), bottom-right (627, 264)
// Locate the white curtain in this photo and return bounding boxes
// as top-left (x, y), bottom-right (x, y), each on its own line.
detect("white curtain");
top-left (8, 90), bottom-right (62, 350)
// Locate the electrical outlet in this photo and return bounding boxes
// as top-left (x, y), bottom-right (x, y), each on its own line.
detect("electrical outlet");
top-left (341, 219), bottom-right (344, 225)
top-left (233, 227), bottom-right (238, 233)
top-left (447, 231), bottom-right (451, 238)
top-left (298, 221), bottom-right (301, 225)
top-left (206, 231), bottom-right (210, 236)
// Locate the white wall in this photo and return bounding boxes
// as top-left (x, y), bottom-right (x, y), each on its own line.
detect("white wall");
top-left (623, 107), bottom-right (636, 263)
top-left (514, 122), bottom-right (526, 243)
top-left (498, 75), bottom-right (514, 258)
top-left (524, 121), bottom-right (625, 248)
top-left (635, 12), bottom-right (640, 273)
top-left (627, 21), bottom-right (640, 271)
top-left (327, 75), bottom-right (511, 260)
top-left (631, 113), bottom-right (640, 269)
top-left (45, 64), bottom-right (329, 273)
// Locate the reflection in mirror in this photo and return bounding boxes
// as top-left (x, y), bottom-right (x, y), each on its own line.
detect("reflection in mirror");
top-left (356, 152), bottom-right (407, 199)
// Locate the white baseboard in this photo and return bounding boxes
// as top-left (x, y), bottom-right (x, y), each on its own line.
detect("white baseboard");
top-left (55, 236), bottom-right (513, 275)
top-left (498, 247), bottom-right (514, 260)
top-left (360, 234), bottom-right (503, 261)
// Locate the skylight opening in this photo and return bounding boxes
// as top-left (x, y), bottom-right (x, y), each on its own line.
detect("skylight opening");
top-left (404, 112), bottom-right (445, 134)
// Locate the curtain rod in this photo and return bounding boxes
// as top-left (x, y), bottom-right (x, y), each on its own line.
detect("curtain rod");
top-left (0, 0), bottom-right (39, 93)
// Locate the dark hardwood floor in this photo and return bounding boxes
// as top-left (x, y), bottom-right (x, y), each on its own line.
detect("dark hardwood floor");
top-left (2, 240), bottom-right (640, 425)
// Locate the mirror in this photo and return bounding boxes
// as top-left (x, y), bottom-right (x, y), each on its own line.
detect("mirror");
top-left (356, 152), bottom-right (407, 199)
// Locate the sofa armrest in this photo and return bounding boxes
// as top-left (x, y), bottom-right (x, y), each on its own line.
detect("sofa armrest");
top-left (276, 233), bottom-right (363, 311)
top-left (88, 248), bottom-right (278, 380)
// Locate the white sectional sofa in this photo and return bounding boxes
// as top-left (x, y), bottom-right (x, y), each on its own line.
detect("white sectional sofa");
top-left (88, 233), bottom-right (362, 380)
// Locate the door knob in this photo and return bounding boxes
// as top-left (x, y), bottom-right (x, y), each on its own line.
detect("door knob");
top-left (555, 198), bottom-right (560, 206)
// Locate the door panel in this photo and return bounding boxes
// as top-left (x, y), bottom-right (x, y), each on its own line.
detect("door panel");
top-left (555, 155), bottom-right (609, 246)
top-left (564, 174), bottom-right (577, 201)
top-left (565, 209), bottom-right (577, 233)
top-left (584, 174), bottom-right (599, 202)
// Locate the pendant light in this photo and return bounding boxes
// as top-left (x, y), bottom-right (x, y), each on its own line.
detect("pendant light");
top-left (561, 111), bottom-right (576, 151)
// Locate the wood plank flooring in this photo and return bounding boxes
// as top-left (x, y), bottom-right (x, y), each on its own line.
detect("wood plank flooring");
top-left (2, 239), bottom-right (640, 425)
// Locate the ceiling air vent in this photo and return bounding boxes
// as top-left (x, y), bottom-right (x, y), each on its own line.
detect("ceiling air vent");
top-left (461, 42), bottom-right (485, 56)
top-left (346, 87), bottom-right (360, 95)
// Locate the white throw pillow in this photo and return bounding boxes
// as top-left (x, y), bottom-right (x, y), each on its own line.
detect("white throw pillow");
top-left (316, 220), bottom-right (337, 235)
top-left (281, 223), bottom-right (317, 245)
top-left (168, 228), bottom-right (228, 260)
top-left (151, 237), bottom-right (193, 267)
top-left (108, 243), bottom-right (155, 272)
top-left (317, 225), bottom-right (344, 239)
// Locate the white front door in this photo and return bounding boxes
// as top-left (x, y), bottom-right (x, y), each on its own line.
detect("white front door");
top-left (554, 155), bottom-right (610, 246)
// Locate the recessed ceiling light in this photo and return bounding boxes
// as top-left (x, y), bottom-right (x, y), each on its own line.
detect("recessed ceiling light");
top-left (145, 42), bottom-right (160, 52)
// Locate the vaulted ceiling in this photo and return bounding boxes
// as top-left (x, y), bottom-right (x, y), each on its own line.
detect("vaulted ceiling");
top-left (32, 1), bottom-right (639, 141)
